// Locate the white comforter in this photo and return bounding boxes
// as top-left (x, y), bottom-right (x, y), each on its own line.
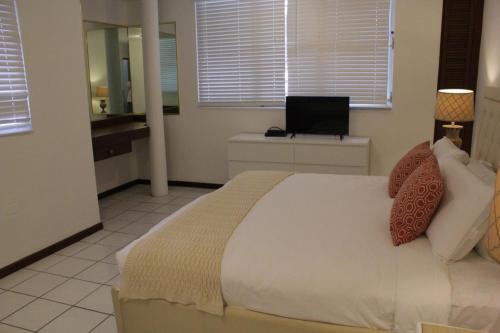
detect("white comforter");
top-left (117, 173), bottom-right (498, 332)
top-left (221, 173), bottom-right (449, 332)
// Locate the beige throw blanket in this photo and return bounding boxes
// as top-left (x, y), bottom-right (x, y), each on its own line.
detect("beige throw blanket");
top-left (120, 171), bottom-right (293, 315)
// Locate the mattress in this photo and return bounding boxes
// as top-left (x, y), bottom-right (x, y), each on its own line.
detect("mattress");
top-left (449, 252), bottom-right (500, 332)
top-left (116, 173), bottom-right (500, 333)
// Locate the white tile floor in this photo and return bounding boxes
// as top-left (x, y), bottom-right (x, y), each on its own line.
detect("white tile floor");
top-left (0, 185), bottom-right (214, 333)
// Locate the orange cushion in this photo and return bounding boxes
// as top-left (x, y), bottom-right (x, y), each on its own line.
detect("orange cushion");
top-left (390, 154), bottom-right (444, 246)
top-left (389, 141), bottom-right (432, 198)
top-left (487, 170), bottom-right (500, 262)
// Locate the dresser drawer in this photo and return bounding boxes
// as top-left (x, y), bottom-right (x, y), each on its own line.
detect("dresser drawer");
top-left (294, 144), bottom-right (368, 167)
top-left (294, 163), bottom-right (368, 175)
top-left (228, 142), bottom-right (293, 164)
top-left (228, 161), bottom-right (294, 178)
top-left (227, 134), bottom-right (371, 180)
top-left (93, 141), bottom-right (132, 162)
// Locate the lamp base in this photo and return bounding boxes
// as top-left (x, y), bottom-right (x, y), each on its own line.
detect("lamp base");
top-left (442, 122), bottom-right (463, 148)
top-left (99, 99), bottom-right (107, 114)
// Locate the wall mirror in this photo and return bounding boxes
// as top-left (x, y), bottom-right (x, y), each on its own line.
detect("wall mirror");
top-left (84, 22), bottom-right (131, 116)
top-left (83, 21), bottom-right (179, 120)
top-left (128, 23), bottom-right (179, 115)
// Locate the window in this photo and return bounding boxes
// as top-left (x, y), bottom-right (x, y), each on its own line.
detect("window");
top-left (287, 0), bottom-right (393, 108)
top-left (159, 37), bottom-right (178, 94)
top-left (0, 0), bottom-right (31, 135)
top-left (195, 0), bottom-right (393, 108)
top-left (195, 0), bottom-right (286, 106)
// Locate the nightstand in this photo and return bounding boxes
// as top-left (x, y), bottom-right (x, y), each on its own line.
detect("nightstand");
top-left (418, 322), bottom-right (485, 333)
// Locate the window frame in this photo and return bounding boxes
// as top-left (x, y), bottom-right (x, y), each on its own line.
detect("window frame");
top-left (194, 0), bottom-right (395, 110)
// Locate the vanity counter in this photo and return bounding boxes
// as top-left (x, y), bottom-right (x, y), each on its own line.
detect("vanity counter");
top-left (91, 114), bottom-right (149, 161)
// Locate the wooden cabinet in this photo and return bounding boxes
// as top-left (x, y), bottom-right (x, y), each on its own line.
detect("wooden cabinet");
top-left (91, 114), bottom-right (149, 162)
top-left (228, 133), bottom-right (370, 178)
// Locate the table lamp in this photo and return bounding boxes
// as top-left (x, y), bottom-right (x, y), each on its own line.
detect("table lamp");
top-left (434, 89), bottom-right (474, 148)
top-left (95, 86), bottom-right (109, 113)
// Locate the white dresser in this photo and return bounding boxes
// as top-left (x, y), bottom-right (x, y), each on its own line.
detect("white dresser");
top-left (228, 133), bottom-right (370, 178)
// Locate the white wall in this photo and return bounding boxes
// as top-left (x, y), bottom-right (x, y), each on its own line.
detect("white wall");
top-left (81, 0), bottom-right (131, 26)
top-left (0, 0), bottom-right (100, 268)
top-left (83, 0), bottom-right (444, 188)
top-left (475, 0), bottom-right (500, 144)
top-left (157, 0), bottom-right (443, 184)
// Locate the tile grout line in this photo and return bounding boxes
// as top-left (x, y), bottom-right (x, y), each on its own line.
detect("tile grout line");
top-left (9, 262), bottom-right (119, 298)
top-left (34, 304), bottom-right (73, 332)
top-left (1, 321), bottom-right (36, 332)
top-left (87, 315), bottom-right (112, 333)
top-left (2, 274), bottom-right (116, 327)
top-left (1, 263), bottom-right (87, 328)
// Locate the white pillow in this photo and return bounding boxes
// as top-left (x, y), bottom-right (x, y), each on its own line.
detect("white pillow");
top-left (467, 160), bottom-right (497, 261)
top-left (426, 158), bottom-right (493, 262)
top-left (432, 137), bottom-right (470, 164)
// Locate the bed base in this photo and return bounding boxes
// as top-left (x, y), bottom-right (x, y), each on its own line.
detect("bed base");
top-left (112, 287), bottom-right (387, 333)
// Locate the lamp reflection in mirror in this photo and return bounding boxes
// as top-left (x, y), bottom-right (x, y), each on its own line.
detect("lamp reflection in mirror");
top-left (434, 89), bottom-right (475, 148)
top-left (95, 86), bottom-right (109, 113)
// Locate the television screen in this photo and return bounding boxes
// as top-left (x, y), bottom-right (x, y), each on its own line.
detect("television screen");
top-left (286, 96), bottom-right (349, 136)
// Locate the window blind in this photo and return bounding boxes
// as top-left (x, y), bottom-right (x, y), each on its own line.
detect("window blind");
top-left (287, 0), bottom-right (392, 108)
top-left (0, 0), bottom-right (30, 135)
top-left (195, 0), bottom-right (286, 106)
top-left (159, 37), bottom-right (177, 93)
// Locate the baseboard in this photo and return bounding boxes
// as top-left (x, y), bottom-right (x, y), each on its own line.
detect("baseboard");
top-left (139, 179), bottom-right (223, 190)
top-left (0, 222), bottom-right (103, 279)
top-left (98, 179), bottom-right (223, 199)
top-left (168, 180), bottom-right (223, 189)
top-left (136, 179), bottom-right (150, 185)
top-left (97, 180), bottom-right (142, 199)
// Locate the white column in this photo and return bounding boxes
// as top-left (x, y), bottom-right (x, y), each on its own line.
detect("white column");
top-left (142, 0), bottom-right (168, 196)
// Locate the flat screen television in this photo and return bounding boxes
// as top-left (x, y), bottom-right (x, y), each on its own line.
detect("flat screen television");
top-left (286, 96), bottom-right (349, 136)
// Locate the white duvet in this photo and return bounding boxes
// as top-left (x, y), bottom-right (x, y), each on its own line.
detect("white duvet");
top-left (117, 173), bottom-right (500, 333)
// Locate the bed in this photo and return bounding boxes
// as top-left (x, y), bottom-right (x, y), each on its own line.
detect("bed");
top-left (112, 87), bottom-right (500, 333)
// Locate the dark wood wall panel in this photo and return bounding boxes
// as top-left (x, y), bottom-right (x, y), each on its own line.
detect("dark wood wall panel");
top-left (434, 0), bottom-right (484, 153)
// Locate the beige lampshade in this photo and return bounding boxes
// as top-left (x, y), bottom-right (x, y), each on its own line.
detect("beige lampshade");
top-left (435, 89), bottom-right (475, 122)
top-left (95, 86), bottom-right (109, 98)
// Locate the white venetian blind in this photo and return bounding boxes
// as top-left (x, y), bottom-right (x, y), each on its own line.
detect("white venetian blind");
top-left (287, 0), bottom-right (392, 108)
top-left (0, 0), bottom-right (30, 135)
top-left (195, 0), bottom-right (286, 106)
top-left (159, 37), bottom-right (177, 93)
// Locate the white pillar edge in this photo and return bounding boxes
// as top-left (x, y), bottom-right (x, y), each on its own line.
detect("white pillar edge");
top-left (141, 0), bottom-right (168, 196)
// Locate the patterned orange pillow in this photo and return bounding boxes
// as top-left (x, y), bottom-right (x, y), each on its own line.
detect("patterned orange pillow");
top-left (390, 154), bottom-right (444, 246)
top-left (487, 170), bottom-right (500, 262)
top-left (389, 141), bottom-right (432, 198)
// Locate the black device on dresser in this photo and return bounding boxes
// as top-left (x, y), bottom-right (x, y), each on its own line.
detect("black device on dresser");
top-left (265, 127), bottom-right (287, 137)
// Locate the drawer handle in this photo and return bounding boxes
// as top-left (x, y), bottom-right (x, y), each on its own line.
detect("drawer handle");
top-left (108, 149), bottom-right (115, 156)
